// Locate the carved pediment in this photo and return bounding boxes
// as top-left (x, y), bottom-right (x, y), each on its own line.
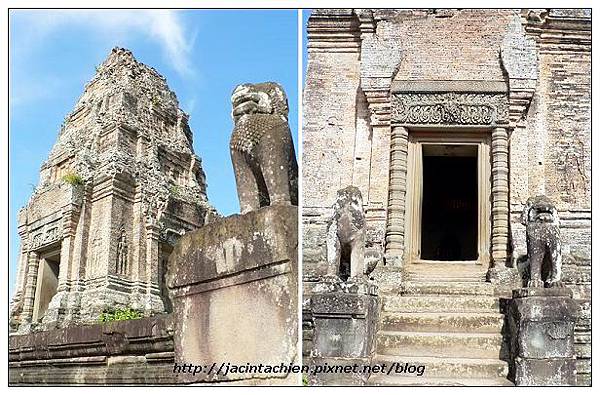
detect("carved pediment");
top-left (30, 225), bottom-right (61, 251)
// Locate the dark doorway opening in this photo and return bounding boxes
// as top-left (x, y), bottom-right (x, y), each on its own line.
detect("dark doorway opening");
top-left (33, 251), bottom-right (60, 321)
top-left (420, 145), bottom-right (478, 261)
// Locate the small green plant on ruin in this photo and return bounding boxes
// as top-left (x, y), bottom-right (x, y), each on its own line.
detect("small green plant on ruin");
top-left (62, 172), bottom-right (84, 186)
top-left (169, 184), bottom-right (181, 197)
top-left (99, 308), bottom-right (143, 323)
top-left (151, 94), bottom-right (161, 107)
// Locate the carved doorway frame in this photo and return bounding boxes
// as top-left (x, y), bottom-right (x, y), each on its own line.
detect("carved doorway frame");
top-left (404, 130), bottom-right (491, 266)
top-left (384, 80), bottom-right (511, 274)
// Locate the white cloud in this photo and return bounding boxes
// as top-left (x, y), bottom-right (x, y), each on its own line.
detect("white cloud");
top-left (12, 10), bottom-right (195, 77)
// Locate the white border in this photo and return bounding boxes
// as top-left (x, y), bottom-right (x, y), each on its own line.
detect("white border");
top-left (2, 1), bottom-right (596, 394)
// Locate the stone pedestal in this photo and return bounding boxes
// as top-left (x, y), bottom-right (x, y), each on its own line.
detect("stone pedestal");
top-left (508, 287), bottom-right (577, 386)
top-left (309, 276), bottom-right (379, 385)
top-left (167, 205), bottom-right (298, 385)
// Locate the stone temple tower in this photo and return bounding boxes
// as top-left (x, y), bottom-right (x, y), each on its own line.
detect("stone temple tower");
top-left (10, 48), bottom-right (215, 333)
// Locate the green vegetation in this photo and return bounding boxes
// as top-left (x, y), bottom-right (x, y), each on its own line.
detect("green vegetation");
top-left (99, 308), bottom-right (143, 323)
top-left (62, 172), bottom-right (84, 186)
top-left (302, 374), bottom-right (309, 386)
top-left (169, 184), bottom-right (181, 197)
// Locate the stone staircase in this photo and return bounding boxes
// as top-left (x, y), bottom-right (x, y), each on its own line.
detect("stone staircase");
top-left (368, 263), bottom-right (513, 386)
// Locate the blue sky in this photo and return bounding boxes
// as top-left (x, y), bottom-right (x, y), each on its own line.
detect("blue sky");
top-left (9, 10), bottom-right (298, 294)
top-left (303, 10), bottom-right (310, 84)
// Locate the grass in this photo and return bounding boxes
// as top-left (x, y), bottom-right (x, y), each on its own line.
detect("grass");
top-left (62, 172), bottom-right (84, 186)
top-left (99, 308), bottom-right (143, 323)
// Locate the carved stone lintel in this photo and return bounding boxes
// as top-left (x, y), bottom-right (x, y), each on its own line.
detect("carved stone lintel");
top-left (29, 223), bottom-right (63, 252)
top-left (391, 92), bottom-right (509, 125)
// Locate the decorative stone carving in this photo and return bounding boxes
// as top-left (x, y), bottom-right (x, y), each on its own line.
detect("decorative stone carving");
top-left (490, 127), bottom-right (511, 270)
top-left (521, 196), bottom-right (563, 288)
top-left (31, 234), bottom-right (43, 249)
top-left (230, 82), bottom-right (298, 214)
top-left (384, 126), bottom-right (409, 264)
top-left (391, 92), bottom-right (509, 125)
top-left (30, 225), bottom-right (61, 251)
top-left (326, 186), bottom-right (379, 280)
top-left (116, 226), bottom-right (128, 275)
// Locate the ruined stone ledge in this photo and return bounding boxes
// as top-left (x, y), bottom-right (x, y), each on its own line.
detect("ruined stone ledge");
top-left (9, 314), bottom-right (175, 385)
top-left (509, 295), bottom-right (577, 323)
top-left (310, 289), bottom-right (379, 362)
top-left (11, 355), bottom-right (107, 367)
top-left (167, 205), bottom-right (298, 291)
top-left (169, 259), bottom-right (291, 298)
top-left (309, 275), bottom-right (378, 296)
top-left (514, 357), bottom-right (577, 386)
top-left (9, 314), bottom-right (173, 363)
top-left (10, 362), bottom-right (176, 385)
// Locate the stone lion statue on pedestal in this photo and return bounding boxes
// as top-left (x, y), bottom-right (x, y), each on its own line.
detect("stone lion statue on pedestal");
top-left (325, 186), bottom-right (379, 281)
top-left (230, 82), bottom-right (298, 214)
top-left (521, 195), bottom-right (563, 288)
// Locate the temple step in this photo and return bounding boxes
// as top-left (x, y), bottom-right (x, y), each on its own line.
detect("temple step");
top-left (382, 295), bottom-right (500, 313)
top-left (376, 331), bottom-right (504, 359)
top-left (369, 355), bottom-right (509, 379)
top-left (399, 281), bottom-right (496, 296)
top-left (379, 311), bottom-right (505, 333)
top-left (405, 263), bottom-right (488, 282)
top-left (368, 375), bottom-right (513, 386)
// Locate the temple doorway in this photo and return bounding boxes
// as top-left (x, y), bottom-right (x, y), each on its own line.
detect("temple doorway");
top-left (32, 249), bottom-right (61, 321)
top-left (405, 132), bottom-right (491, 266)
top-left (420, 145), bottom-right (478, 261)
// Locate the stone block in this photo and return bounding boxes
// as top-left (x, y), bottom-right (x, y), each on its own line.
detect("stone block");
top-left (514, 357), bottom-right (577, 386)
top-left (310, 278), bottom-right (379, 360)
top-left (508, 289), bottom-right (578, 385)
top-left (167, 205), bottom-right (298, 384)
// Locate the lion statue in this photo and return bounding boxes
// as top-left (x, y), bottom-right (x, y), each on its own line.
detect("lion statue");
top-left (326, 186), bottom-right (379, 281)
top-left (521, 195), bottom-right (563, 288)
top-left (230, 82), bottom-right (298, 214)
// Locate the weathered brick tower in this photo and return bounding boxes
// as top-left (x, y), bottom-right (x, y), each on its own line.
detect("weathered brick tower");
top-left (10, 48), bottom-right (215, 333)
